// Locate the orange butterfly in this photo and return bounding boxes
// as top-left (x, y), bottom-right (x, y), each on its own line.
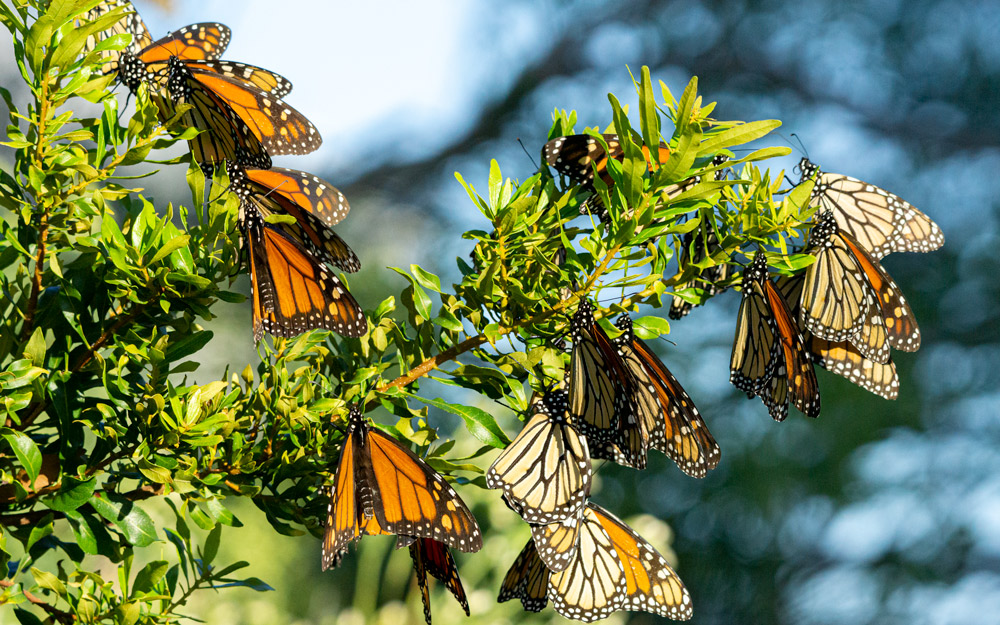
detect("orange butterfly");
top-left (401, 536), bottom-right (470, 625)
top-left (322, 406), bottom-right (482, 570)
top-left (730, 250), bottom-right (821, 421)
top-left (613, 315), bottom-right (720, 476)
top-left (102, 20), bottom-right (318, 170)
top-left (500, 503), bottom-right (692, 622)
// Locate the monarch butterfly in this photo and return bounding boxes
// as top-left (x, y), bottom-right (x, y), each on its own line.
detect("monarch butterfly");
top-left (82, 0), bottom-right (154, 75)
top-left (801, 210), bottom-right (919, 360)
top-left (322, 406), bottom-right (483, 570)
top-left (229, 164), bottom-right (359, 273)
top-left (543, 134), bottom-right (699, 223)
top-left (669, 227), bottom-right (732, 320)
top-left (486, 391), bottom-right (591, 525)
top-left (165, 57), bottom-right (273, 173)
top-left (798, 158), bottom-right (944, 259)
top-left (500, 503), bottom-right (693, 622)
top-left (613, 315), bottom-right (720, 477)
top-left (568, 300), bottom-right (646, 469)
top-left (776, 274), bottom-right (900, 400)
top-left (240, 202), bottom-right (366, 340)
top-left (102, 21), bottom-right (317, 170)
top-left (402, 536), bottom-right (469, 625)
top-left (730, 250), bottom-right (820, 421)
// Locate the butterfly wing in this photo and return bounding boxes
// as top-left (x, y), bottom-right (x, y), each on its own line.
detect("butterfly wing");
top-left (777, 275), bottom-right (900, 400)
top-left (244, 167), bottom-right (351, 227)
top-left (529, 513), bottom-right (582, 572)
top-left (569, 301), bottom-right (620, 442)
top-left (82, 0), bottom-right (154, 74)
top-left (801, 211), bottom-right (878, 343)
top-left (590, 504), bottom-right (693, 620)
top-left (365, 427), bottom-right (483, 553)
top-left (408, 538), bottom-right (469, 625)
top-left (323, 408), bottom-right (388, 569)
top-left (841, 234), bottom-right (921, 352)
top-left (547, 505), bottom-right (627, 622)
top-left (241, 204), bottom-right (366, 340)
top-left (730, 253), bottom-right (780, 396)
top-left (499, 540), bottom-right (550, 613)
top-left (764, 280), bottom-right (821, 418)
top-left (194, 60), bottom-right (293, 97)
top-left (486, 392), bottom-right (591, 524)
top-left (802, 159), bottom-right (944, 259)
top-left (167, 58), bottom-right (272, 172)
top-left (186, 68), bottom-right (321, 156)
top-left (618, 319), bottom-right (720, 476)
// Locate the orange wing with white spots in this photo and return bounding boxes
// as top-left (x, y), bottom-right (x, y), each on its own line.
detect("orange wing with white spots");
top-left (322, 407), bottom-right (482, 570)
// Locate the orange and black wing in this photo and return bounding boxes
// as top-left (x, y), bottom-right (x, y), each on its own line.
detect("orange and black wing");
top-left (529, 511), bottom-right (584, 573)
top-left (187, 68), bottom-right (321, 156)
top-left (799, 158), bottom-right (944, 259)
top-left (840, 234), bottom-right (920, 353)
top-left (122, 22), bottom-right (231, 90)
top-left (244, 167), bottom-right (351, 227)
top-left (569, 301), bottom-right (648, 468)
top-left (363, 423), bottom-right (483, 553)
top-left (166, 57), bottom-right (271, 172)
top-left (241, 204), bottom-right (366, 340)
top-left (730, 251), bottom-right (781, 396)
top-left (569, 300), bottom-right (620, 441)
top-left (615, 315), bottom-right (721, 476)
top-left (499, 540), bottom-right (550, 613)
top-left (194, 60), bottom-right (293, 97)
top-left (486, 391), bottom-right (591, 525)
top-left (800, 210), bottom-right (883, 347)
top-left (763, 279), bottom-right (821, 419)
top-left (777, 275), bottom-right (900, 400)
top-left (322, 407), bottom-right (389, 570)
top-left (230, 165), bottom-right (359, 273)
top-left (590, 504), bottom-right (693, 621)
top-left (546, 504), bottom-right (627, 622)
top-left (408, 537), bottom-right (469, 625)
top-left (137, 22), bottom-right (231, 64)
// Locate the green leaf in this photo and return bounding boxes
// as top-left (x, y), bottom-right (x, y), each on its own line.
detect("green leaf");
top-left (638, 66), bottom-right (660, 156)
top-left (148, 234), bottom-right (190, 265)
top-left (89, 494), bottom-right (158, 547)
top-left (633, 316), bottom-right (671, 339)
top-left (697, 120), bottom-right (782, 155)
top-left (202, 524), bottom-right (222, 564)
top-left (131, 560), bottom-right (169, 596)
top-left (45, 476), bottom-right (96, 512)
top-left (1, 429), bottom-right (42, 485)
top-left (405, 394), bottom-right (510, 448)
top-left (64, 510), bottom-right (98, 554)
top-left (674, 76), bottom-right (698, 136)
top-left (410, 264), bottom-right (443, 293)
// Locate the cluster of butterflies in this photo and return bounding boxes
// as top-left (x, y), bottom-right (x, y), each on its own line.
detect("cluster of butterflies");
top-left (83, 0), bottom-right (367, 341)
top-left (543, 133), bottom-right (944, 417)
top-left (487, 298), bottom-right (727, 621)
top-left (81, 3), bottom-right (945, 620)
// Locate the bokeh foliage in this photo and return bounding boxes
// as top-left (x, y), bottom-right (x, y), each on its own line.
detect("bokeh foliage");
top-left (0, 2), bottom-right (837, 623)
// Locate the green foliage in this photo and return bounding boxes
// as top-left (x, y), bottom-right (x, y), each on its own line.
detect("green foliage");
top-left (0, 1), bottom-right (818, 622)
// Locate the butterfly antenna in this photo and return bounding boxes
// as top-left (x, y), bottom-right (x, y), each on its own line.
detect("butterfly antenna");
top-left (517, 138), bottom-right (539, 169)
top-left (789, 133), bottom-right (809, 159)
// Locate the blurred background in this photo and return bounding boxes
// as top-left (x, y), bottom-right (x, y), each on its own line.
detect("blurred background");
top-left (3, 0), bottom-right (999, 623)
